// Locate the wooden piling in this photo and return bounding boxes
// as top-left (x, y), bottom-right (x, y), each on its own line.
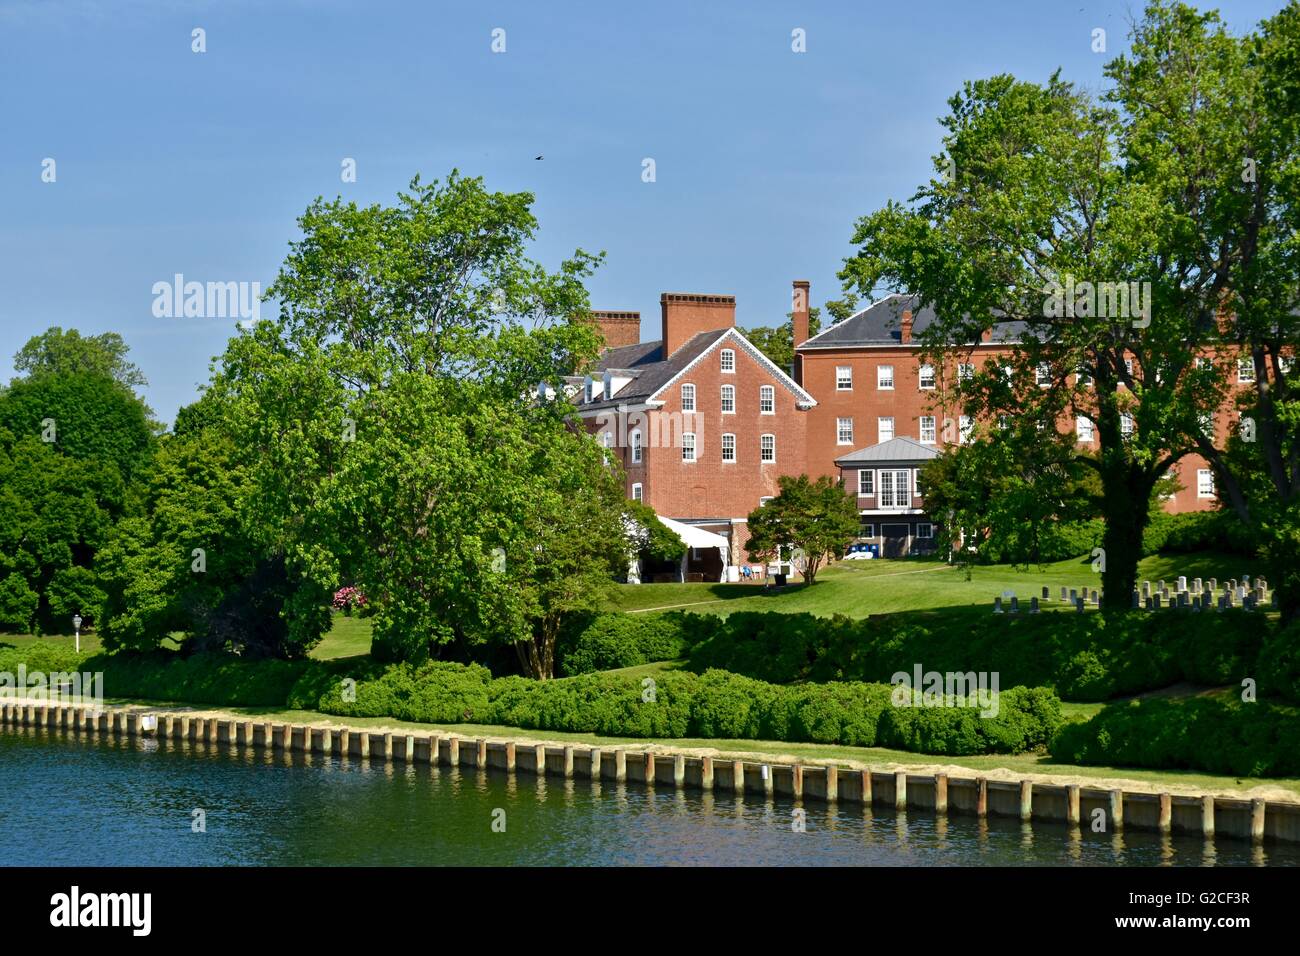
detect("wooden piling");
top-left (934, 773), bottom-right (948, 814)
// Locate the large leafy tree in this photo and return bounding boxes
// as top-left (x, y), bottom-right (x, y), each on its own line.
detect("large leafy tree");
top-left (11, 327), bottom-right (148, 391)
top-left (214, 172), bottom-right (630, 675)
top-left (841, 2), bottom-right (1296, 612)
top-left (745, 474), bottom-right (859, 585)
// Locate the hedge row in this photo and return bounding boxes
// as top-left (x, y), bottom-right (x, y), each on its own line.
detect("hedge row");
top-left (678, 609), bottom-right (1268, 702)
top-left (309, 661), bottom-right (1062, 755)
top-left (0, 645), bottom-right (1062, 756)
top-left (1049, 697), bottom-right (1300, 778)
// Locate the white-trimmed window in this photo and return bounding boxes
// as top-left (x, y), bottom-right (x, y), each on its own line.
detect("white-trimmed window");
top-left (959, 415), bottom-right (973, 444)
top-left (631, 482), bottom-right (643, 502)
top-left (916, 523), bottom-right (934, 540)
top-left (1240, 414), bottom-right (1255, 440)
top-left (1076, 367), bottom-right (1092, 387)
top-left (878, 417), bottom-right (894, 442)
top-left (878, 469), bottom-right (910, 508)
top-left (1036, 363), bottom-right (1052, 387)
top-left (721, 384), bottom-right (735, 414)
top-left (603, 431), bottom-right (613, 448)
top-left (631, 429), bottom-right (642, 463)
top-left (1120, 412), bottom-right (1134, 438)
top-left (759, 385), bottom-right (775, 414)
top-left (957, 363), bottom-right (974, 382)
top-left (721, 433), bottom-right (736, 463)
top-left (919, 415), bottom-right (936, 444)
top-left (584, 378), bottom-right (594, 404)
top-left (1076, 417), bottom-right (1094, 443)
top-left (759, 496), bottom-right (774, 507)
top-left (682, 432), bottom-right (697, 462)
top-left (760, 434), bottom-right (776, 463)
top-left (836, 366), bottom-right (853, 390)
top-left (877, 365), bottom-right (895, 390)
top-left (919, 364), bottom-right (936, 390)
top-left (1197, 469), bottom-right (1215, 499)
top-left (680, 383), bottom-right (696, 412)
top-left (1195, 356), bottom-right (1212, 371)
top-left (999, 415), bottom-right (1012, 430)
top-left (720, 349), bottom-right (735, 373)
top-left (1281, 355), bottom-right (1295, 375)
top-left (858, 469), bottom-right (874, 495)
top-left (1238, 358), bottom-right (1255, 384)
top-left (837, 417), bottom-right (854, 445)
top-left (861, 523), bottom-right (876, 538)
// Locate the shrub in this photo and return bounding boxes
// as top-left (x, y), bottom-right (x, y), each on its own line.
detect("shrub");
top-left (558, 612), bottom-right (688, 675)
top-left (0, 574), bottom-right (39, 633)
top-left (1050, 696), bottom-right (1300, 777)
top-left (1259, 619), bottom-right (1300, 703)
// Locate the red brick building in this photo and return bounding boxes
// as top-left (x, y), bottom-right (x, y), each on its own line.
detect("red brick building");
top-left (575, 292), bottom-right (816, 578)
top-left (795, 289), bottom-right (1255, 552)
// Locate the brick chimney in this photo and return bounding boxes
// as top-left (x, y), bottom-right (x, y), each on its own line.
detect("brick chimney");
top-left (900, 308), bottom-right (913, 344)
top-left (792, 280), bottom-right (811, 348)
top-left (660, 293), bottom-right (736, 356)
top-left (591, 310), bottom-right (641, 350)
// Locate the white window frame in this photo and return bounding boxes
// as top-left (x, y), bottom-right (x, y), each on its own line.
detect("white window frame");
top-left (957, 363), bottom-right (974, 383)
top-left (877, 365), bottom-right (895, 390)
top-left (1036, 363), bottom-right (1052, 387)
top-left (721, 433), bottom-right (736, 463)
top-left (837, 417), bottom-right (854, 445)
top-left (760, 433), bottom-right (776, 463)
top-left (1197, 469), bottom-right (1215, 499)
top-left (631, 482), bottom-right (643, 502)
top-left (878, 469), bottom-right (910, 509)
top-left (858, 469), bottom-right (874, 496)
top-left (836, 366), bottom-right (853, 391)
top-left (1238, 358), bottom-right (1256, 384)
top-left (919, 416), bottom-right (936, 444)
top-left (916, 523), bottom-right (934, 540)
top-left (720, 384), bottom-right (735, 414)
top-left (680, 383), bottom-right (696, 412)
top-left (720, 349), bottom-right (735, 374)
top-left (1076, 416), bottom-right (1094, 443)
top-left (918, 364), bottom-right (936, 390)
top-left (1076, 367), bottom-right (1092, 387)
top-left (1120, 412), bottom-right (1134, 438)
top-left (759, 385), bottom-right (775, 415)
top-left (682, 432), bottom-right (697, 463)
top-left (878, 416), bottom-right (895, 443)
top-left (861, 523), bottom-right (876, 538)
top-left (959, 415), bottom-right (973, 444)
top-left (631, 429), bottom-right (642, 463)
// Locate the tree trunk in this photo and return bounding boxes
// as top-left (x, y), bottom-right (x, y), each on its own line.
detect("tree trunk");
top-left (1098, 467), bottom-right (1150, 613)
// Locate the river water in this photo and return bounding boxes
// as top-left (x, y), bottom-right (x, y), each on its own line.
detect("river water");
top-left (3, 727), bottom-right (1296, 866)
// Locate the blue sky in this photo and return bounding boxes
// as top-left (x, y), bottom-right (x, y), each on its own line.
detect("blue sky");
top-left (0, 0), bottom-right (1284, 424)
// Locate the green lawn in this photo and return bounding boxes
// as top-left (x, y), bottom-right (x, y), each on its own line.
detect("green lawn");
top-left (606, 551), bottom-right (1265, 618)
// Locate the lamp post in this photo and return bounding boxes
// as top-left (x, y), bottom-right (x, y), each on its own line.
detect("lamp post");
top-left (73, 614), bottom-right (82, 654)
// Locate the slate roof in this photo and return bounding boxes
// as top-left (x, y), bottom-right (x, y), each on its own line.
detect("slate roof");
top-left (580, 329), bottom-right (733, 413)
top-left (799, 293), bottom-right (1027, 349)
top-left (834, 436), bottom-right (941, 466)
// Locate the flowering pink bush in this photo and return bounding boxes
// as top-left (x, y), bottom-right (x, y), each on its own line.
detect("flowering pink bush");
top-left (332, 586), bottom-right (368, 613)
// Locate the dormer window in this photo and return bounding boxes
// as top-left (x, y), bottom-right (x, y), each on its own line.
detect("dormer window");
top-left (720, 349), bottom-right (735, 373)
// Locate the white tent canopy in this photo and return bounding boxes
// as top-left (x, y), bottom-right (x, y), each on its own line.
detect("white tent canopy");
top-left (656, 516), bottom-right (728, 552)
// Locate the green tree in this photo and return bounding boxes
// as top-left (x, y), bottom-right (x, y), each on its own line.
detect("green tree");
top-left (745, 474), bottom-right (858, 585)
top-left (623, 499), bottom-right (688, 573)
top-left (12, 327), bottom-right (147, 390)
top-left (839, 2), bottom-right (1293, 612)
top-left (214, 171), bottom-right (629, 674)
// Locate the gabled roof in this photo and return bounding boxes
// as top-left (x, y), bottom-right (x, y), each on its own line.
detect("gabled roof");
top-left (580, 326), bottom-right (816, 412)
top-left (799, 293), bottom-right (1027, 349)
top-left (834, 435), bottom-right (941, 466)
